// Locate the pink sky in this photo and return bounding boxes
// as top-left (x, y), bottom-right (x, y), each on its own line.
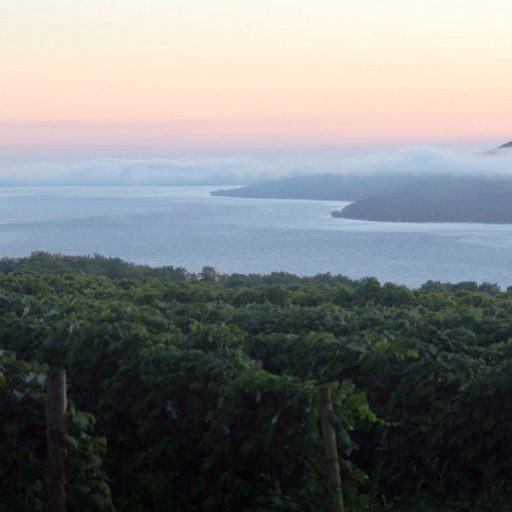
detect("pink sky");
top-left (2, 0), bottom-right (511, 159)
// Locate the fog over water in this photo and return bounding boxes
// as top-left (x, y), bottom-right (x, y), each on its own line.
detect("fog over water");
top-left (1, 145), bottom-right (511, 186)
top-left (1, 186), bottom-right (512, 288)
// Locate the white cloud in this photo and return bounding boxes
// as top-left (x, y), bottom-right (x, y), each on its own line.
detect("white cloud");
top-left (335, 146), bottom-right (512, 177)
top-left (0, 146), bottom-right (511, 186)
top-left (0, 156), bottom-right (292, 186)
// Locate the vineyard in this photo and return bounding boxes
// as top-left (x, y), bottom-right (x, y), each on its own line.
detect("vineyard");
top-left (1, 252), bottom-right (512, 511)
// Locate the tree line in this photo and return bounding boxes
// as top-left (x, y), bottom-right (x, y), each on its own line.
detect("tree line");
top-left (1, 253), bottom-right (511, 511)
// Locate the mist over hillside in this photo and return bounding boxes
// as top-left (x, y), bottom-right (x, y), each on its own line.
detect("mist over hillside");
top-left (328, 142), bottom-right (512, 223)
top-left (208, 142), bottom-right (512, 223)
top-left (212, 144), bottom-right (512, 201)
top-left (486, 140), bottom-right (512, 155)
top-left (1, 144), bottom-right (512, 188)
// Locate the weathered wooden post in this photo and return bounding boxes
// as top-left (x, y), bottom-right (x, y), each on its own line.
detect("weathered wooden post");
top-left (46, 369), bottom-right (67, 512)
top-left (319, 384), bottom-right (344, 512)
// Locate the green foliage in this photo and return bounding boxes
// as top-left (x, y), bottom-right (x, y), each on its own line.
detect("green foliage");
top-left (0, 350), bottom-right (112, 511)
top-left (0, 350), bottom-right (47, 511)
top-left (1, 253), bottom-right (512, 510)
top-left (0, 251), bottom-right (188, 281)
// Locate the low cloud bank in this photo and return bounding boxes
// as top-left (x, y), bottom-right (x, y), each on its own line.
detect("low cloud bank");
top-left (1, 147), bottom-right (511, 186)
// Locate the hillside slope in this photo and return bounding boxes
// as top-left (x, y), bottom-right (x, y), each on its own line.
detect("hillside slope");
top-left (211, 173), bottom-right (410, 201)
top-left (335, 176), bottom-right (512, 223)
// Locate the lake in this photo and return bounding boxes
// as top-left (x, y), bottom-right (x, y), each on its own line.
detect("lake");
top-left (1, 186), bottom-right (512, 288)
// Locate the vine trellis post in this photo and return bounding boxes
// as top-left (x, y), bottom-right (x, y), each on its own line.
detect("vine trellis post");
top-left (46, 369), bottom-right (67, 512)
top-left (318, 384), bottom-right (344, 512)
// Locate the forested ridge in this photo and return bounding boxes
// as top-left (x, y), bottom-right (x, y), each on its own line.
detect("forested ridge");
top-left (1, 253), bottom-right (512, 511)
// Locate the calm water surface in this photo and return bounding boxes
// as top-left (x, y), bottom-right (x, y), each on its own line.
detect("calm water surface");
top-left (1, 186), bottom-right (512, 288)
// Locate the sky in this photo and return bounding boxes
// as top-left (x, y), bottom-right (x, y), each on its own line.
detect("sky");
top-left (1, 0), bottom-right (512, 162)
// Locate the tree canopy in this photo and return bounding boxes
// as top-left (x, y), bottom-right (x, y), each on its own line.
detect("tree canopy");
top-left (1, 253), bottom-right (511, 511)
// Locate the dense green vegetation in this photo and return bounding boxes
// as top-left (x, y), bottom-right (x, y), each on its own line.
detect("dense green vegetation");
top-left (1, 252), bottom-right (512, 511)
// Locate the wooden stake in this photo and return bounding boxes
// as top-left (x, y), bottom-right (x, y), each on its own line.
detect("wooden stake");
top-left (319, 385), bottom-right (344, 512)
top-left (46, 369), bottom-right (67, 512)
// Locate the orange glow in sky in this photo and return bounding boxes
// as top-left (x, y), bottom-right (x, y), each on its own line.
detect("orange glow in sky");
top-left (1, 0), bottom-right (511, 157)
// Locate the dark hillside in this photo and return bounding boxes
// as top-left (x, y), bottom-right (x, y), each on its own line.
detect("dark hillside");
top-left (335, 176), bottom-right (512, 223)
top-left (212, 173), bottom-right (411, 201)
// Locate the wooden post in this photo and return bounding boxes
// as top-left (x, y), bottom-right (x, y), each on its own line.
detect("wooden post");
top-left (46, 369), bottom-right (67, 512)
top-left (319, 385), bottom-right (344, 512)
